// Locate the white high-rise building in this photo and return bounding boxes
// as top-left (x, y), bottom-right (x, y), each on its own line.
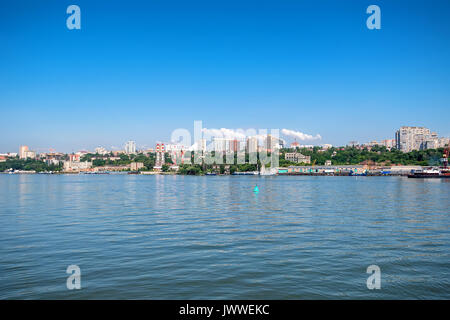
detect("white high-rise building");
top-left (264, 134), bottom-right (284, 152)
top-left (212, 137), bottom-right (227, 152)
top-left (191, 139), bottom-right (207, 153)
top-left (395, 126), bottom-right (443, 152)
top-left (210, 138), bottom-right (243, 153)
top-left (19, 146), bottom-right (29, 159)
top-left (124, 141), bottom-right (136, 154)
top-left (19, 145), bottom-right (36, 159)
top-left (246, 137), bottom-right (258, 153)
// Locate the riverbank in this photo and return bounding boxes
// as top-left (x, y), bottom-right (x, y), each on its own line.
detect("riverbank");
top-left (0, 164), bottom-right (436, 177)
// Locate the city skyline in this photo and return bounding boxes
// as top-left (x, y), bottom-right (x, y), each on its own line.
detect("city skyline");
top-left (5, 124), bottom-right (449, 156)
top-left (1, 0), bottom-right (450, 152)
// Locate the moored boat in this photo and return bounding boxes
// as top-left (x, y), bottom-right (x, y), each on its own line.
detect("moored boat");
top-left (408, 147), bottom-right (450, 178)
top-left (408, 168), bottom-right (443, 178)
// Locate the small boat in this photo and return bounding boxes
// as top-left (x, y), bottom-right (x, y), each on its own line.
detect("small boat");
top-left (349, 170), bottom-right (367, 176)
top-left (232, 171), bottom-right (258, 175)
top-left (408, 148), bottom-right (450, 178)
top-left (408, 167), bottom-right (450, 178)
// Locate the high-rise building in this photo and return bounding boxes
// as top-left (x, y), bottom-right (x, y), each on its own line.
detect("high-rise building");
top-left (210, 138), bottom-right (242, 153)
top-left (196, 139), bottom-right (207, 153)
top-left (264, 134), bottom-right (284, 152)
top-left (246, 137), bottom-right (258, 153)
top-left (230, 139), bottom-right (240, 153)
top-left (212, 137), bottom-right (227, 153)
top-left (19, 145), bottom-right (36, 159)
top-left (395, 126), bottom-right (442, 152)
top-left (124, 141), bottom-right (136, 154)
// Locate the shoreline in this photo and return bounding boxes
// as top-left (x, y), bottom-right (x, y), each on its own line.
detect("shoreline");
top-left (0, 172), bottom-right (425, 177)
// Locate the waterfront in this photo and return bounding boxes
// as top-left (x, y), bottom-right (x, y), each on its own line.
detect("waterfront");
top-left (0, 175), bottom-right (449, 299)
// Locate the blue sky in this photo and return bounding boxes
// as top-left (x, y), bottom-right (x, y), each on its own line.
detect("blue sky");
top-left (1, 0), bottom-right (449, 153)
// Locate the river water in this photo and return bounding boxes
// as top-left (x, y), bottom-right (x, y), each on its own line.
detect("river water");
top-left (0, 174), bottom-right (449, 299)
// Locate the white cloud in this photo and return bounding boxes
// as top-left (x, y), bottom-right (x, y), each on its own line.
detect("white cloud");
top-left (201, 128), bottom-right (247, 140)
top-left (281, 129), bottom-right (322, 141)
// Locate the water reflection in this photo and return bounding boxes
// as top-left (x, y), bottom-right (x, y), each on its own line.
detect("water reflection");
top-left (0, 175), bottom-right (449, 299)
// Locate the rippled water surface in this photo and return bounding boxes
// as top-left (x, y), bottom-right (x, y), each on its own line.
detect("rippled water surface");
top-left (0, 175), bottom-right (449, 299)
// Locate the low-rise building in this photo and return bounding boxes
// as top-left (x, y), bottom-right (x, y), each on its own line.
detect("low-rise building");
top-left (438, 137), bottom-right (450, 148)
top-left (285, 152), bottom-right (311, 164)
top-left (389, 165), bottom-right (423, 175)
top-left (93, 165), bottom-right (129, 172)
top-left (165, 144), bottom-right (186, 153)
top-left (130, 162), bottom-right (144, 171)
top-left (69, 154), bottom-right (81, 162)
top-left (63, 160), bottom-right (92, 172)
top-left (24, 151), bottom-right (36, 159)
top-left (290, 141), bottom-right (300, 149)
top-left (287, 165), bottom-right (365, 174)
top-left (1, 153), bottom-right (17, 158)
top-left (76, 150), bottom-right (89, 157)
top-left (381, 139), bottom-right (395, 148)
top-left (46, 159), bottom-right (60, 166)
top-left (95, 147), bottom-right (109, 155)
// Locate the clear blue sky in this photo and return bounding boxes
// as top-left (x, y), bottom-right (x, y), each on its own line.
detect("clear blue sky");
top-left (1, 0), bottom-right (449, 153)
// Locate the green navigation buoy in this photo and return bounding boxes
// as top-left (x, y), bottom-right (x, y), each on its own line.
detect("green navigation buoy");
top-left (253, 185), bottom-right (259, 193)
